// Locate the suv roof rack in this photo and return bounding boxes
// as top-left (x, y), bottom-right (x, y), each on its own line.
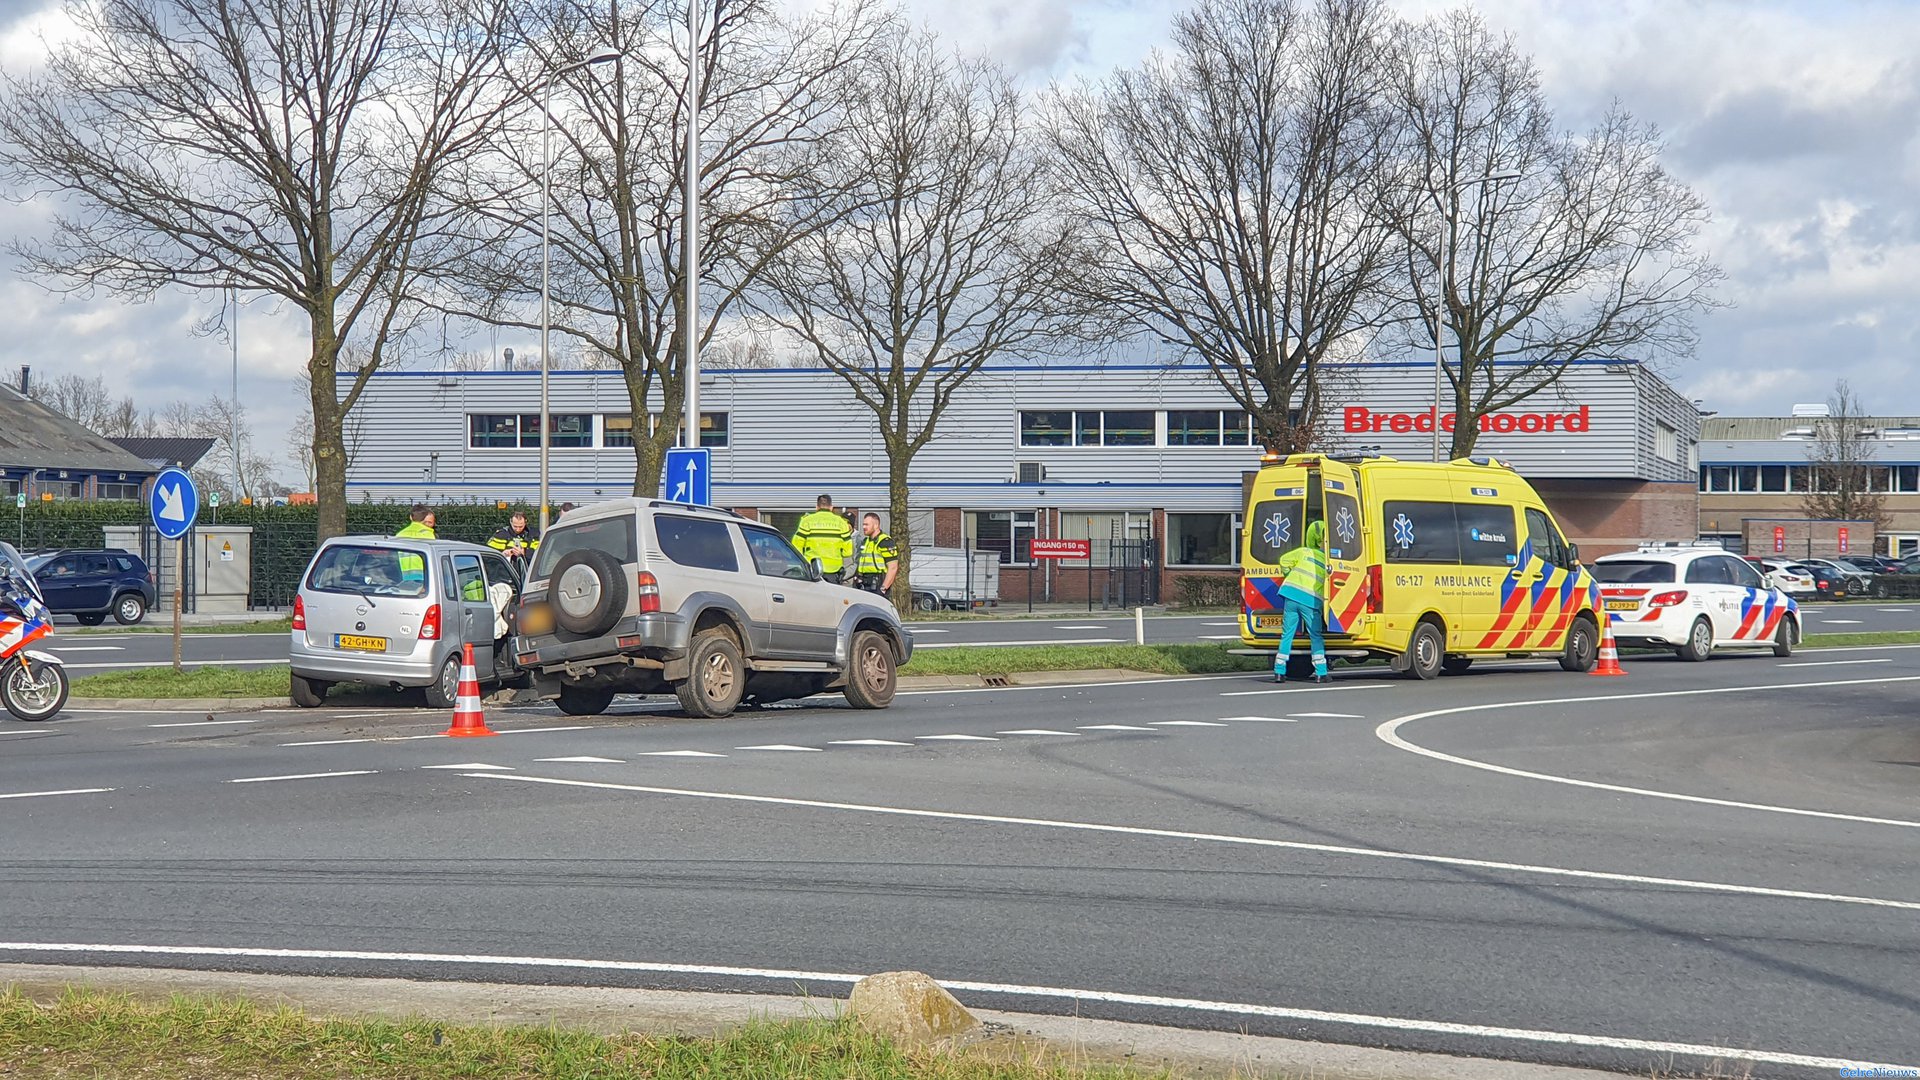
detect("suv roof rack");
top-left (644, 500), bottom-right (747, 521)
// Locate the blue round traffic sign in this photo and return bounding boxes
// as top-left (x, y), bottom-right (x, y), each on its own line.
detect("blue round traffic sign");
top-left (149, 467), bottom-right (199, 540)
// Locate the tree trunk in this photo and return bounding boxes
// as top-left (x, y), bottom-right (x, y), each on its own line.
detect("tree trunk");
top-left (622, 367), bottom-right (674, 499)
top-left (1448, 380), bottom-right (1478, 459)
top-left (887, 449), bottom-right (912, 617)
top-left (307, 316), bottom-right (349, 541)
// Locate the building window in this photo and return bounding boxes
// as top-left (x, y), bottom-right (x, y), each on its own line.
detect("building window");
top-left (1655, 423), bottom-right (1678, 461)
top-left (1166, 513), bottom-right (1239, 566)
top-left (650, 411), bottom-right (730, 448)
top-left (1895, 466), bottom-right (1920, 493)
top-left (470, 414), bottom-right (518, 448)
top-left (1102, 411), bottom-right (1154, 446)
top-left (1058, 511), bottom-right (1152, 564)
top-left (97, 483), bottom-right (141, 501)
top-left (35, 481), bottom-right (83, 500)
top-left (605, 414), bottom-right (636, 448)
top-left (1019, 411), bottom-right (1073, 447)
top-left (520, 413), bottom-right (592, 448)
top-left (966, 510), bottom-right (1037, 565)
top-left (1168, 410), bottom-right (1254, 447)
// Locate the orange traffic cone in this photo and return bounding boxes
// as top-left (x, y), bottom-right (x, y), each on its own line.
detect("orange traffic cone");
top-left (1590, 613), bottom-right (1627, 677)
top-left (441, 643), bottom-right (497, 736)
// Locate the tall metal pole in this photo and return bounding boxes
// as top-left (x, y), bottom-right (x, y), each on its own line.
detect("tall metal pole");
top-left (231, 287), bottom-right (242, 496)
top-left (682, 0), bottom-right (701, 451)
top-left (539, 75), bottom-right (555, 534)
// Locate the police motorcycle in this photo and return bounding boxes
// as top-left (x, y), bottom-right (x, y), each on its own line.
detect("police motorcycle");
top-left (0, 541), bottom-right (68, 721)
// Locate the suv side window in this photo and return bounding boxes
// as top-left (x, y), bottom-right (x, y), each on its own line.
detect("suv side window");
top-left (742, 526), bottom-right (812, 580)
top-left (655, 515), bottom-right (739, 573)
top-left (114, 556), bottom-right (136, 573)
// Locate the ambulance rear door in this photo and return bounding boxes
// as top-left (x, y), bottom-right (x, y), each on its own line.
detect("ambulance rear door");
top-left (1313, 461), bottom-right (1369, 638)
top-left (1241, 471), bottom-right (1307, 638)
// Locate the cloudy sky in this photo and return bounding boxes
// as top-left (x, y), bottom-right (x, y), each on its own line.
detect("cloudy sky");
top-left (0, 0), bottom-right (1914, 484)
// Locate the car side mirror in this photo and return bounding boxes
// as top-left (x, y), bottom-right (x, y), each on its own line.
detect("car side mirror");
top-left (808, 558), bottom-right (824, 582)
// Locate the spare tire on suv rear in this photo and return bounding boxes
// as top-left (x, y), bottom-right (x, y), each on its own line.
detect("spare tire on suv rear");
top-left (550, 548), bottom-right (630, 636)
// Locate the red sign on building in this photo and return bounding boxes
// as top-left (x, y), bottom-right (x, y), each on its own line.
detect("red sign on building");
top-left (1839, 527), bottom-right (1850, 553)
top-left (1029, 539), bottom-right (1092, 560)
top-left (1773, 526), bottom-right (1787, 553)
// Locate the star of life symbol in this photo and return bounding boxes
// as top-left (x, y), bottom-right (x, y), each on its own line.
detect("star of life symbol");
top-left (1392, 513), bottom-right (1416, 550)
top-left (1334, 506), bottom-right (1357, 544)
top-left (1263, 513), bottom-right (1290, 548)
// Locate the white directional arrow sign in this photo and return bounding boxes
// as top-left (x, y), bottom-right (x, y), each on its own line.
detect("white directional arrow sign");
top-left (148, 466), bottom-right (199, 540)
top-left (157, 484), bottom-right (185, 522)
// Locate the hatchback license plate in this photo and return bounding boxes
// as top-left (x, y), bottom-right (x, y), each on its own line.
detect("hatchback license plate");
top-left (335, 634), bottom-right (388, 652)
top-left (1252, 615), bottom-right (1284, 630)
top-left (1603, 600), bottom-right (1639, 612)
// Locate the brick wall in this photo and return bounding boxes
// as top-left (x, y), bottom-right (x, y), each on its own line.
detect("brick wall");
top-left (1738, 518), bottom-right (1876, 560)
top-left (1531, 479), bottom-right (1697, 557)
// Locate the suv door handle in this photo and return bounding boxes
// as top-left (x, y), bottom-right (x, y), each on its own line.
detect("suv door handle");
top-left (772, 594), bottom-right (786, 603)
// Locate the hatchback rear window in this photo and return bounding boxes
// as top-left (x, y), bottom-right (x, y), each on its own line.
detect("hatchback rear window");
top-left (306, 544), bottom-right (430, 598)
top-left (530, 517), bottom-right (638, 580)
top-left (1593, 560), bottom-right (1676, 584)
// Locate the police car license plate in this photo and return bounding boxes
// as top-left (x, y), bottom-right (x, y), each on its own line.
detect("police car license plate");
top-left (1253, 615), bottom-right (1284, 630)
top-left (1603, 600), bottom-right (1639, 612)
top-left (335, 634), bottom-right (388, 652)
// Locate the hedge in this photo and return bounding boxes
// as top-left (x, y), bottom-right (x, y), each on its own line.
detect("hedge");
top-left (1172, 572), bottom-right (1241, 608)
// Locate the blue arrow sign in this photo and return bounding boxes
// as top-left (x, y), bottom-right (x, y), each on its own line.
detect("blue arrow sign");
top-left (663, 447), bottom-right (711, 506)
top-left (149, 467), bottom-right (199, 540)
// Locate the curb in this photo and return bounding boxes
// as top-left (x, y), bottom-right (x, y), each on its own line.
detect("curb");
top-left (0, 963), bottom-right (1626, 1080)
top-left (69, 696), bottom-right (292, 712)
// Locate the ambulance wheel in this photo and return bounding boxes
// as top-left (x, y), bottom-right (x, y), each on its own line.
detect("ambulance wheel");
top-left (1675, 617), bottom-right (1713, 663)
top-left (1559, 615), bottom-right (1598, 672)
top-left (1440, 656), bottom-right (1473, 675)
top-left (1402, 621), bottom-right (1445, 681)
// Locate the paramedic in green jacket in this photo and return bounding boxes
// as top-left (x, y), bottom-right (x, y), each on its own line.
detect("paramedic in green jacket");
top-left (1273, 519), bottom-right (1330, 684)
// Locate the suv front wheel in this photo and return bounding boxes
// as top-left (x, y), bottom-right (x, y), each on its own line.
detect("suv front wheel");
top-left (675, 629), bottom-right (745, 718)
top-left (844, 630), bottom-right (897, 709)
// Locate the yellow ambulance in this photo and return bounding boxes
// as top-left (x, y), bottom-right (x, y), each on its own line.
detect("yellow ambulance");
top-left (1239, 454), bottom-right (1603, 678)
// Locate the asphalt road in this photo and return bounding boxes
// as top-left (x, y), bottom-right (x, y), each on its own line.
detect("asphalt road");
top-left (4, 642), bottom-right (1918, 1075)
top-left (41, 602), bottom-right (1920, 674)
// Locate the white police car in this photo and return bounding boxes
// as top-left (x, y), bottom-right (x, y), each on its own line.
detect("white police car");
top-left (1590, 542), bottom-right (1800, 661)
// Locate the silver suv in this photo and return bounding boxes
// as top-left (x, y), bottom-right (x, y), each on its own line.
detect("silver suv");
top-left (512, 499), bottom-right (911, 718)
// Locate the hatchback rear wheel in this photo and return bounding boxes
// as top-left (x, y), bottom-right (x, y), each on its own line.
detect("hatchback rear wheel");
top-left (423, 654), bottom-right (462, 709)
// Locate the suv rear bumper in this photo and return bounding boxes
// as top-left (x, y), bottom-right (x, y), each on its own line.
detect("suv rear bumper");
top-left (518, 612), bottom-right (691, 672)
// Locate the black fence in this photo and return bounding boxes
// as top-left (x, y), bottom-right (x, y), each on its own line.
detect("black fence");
top-left (1100, 535), bottom-right (1159, 609)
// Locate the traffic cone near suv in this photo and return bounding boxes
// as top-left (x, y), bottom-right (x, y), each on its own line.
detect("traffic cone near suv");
top-left (1590, 614), bottom-right (1627, 677)
top-left (442, 643), bottom-right (497, 736)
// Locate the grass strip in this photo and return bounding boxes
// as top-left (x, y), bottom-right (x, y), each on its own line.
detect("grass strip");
top-left (0, 987), bottom-right (1173, 1080)
top-left (1801, 630), bottom-right (1920, 647)
top-left (901, 643), bottom-right (1265, 677)
top-left (71, 665), bottom-right (292, 700)
top-left (68, 617), bottom-right (293, 636)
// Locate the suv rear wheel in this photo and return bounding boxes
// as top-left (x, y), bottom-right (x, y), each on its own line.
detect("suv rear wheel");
top-left (675, 629), bottom-right (745, 718)
top-left (114, 593), bottom-right (146, 625)
top-left (844, 629), bottom-right (897, 709)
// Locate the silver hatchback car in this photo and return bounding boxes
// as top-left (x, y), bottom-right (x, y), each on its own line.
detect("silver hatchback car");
top-left (290, 536), bottom-right (522, 708)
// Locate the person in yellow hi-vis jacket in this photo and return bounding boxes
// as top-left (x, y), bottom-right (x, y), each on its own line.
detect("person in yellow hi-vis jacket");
top-left (395, 504), bottom-right (435, 584)
top-left (790, 494), bottom-right (853, 582)
top-left (1272, 519), bottom-right (1329, 684)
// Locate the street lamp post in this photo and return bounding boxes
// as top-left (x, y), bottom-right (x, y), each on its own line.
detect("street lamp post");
top-left (1430, 170), bottom-right (1521, 462)
top-left (682, 0), bottom-right (702, 452)
top-left (540, 46), bottom-right (622, 534)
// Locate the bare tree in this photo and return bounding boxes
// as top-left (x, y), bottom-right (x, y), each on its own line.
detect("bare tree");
top-left (1801, 381), bottom-right (1890, 531)
top-left (753, 29), bottom-right (1086, 612)
top-left (24, 372), bottom-right (160, 436)
top-left (0, 0), bottom-right (509, 539)
top-left (1383, 11), bottom-right (1723, 458)
top-left (438, 0), bottom-right (888, 497)
top-left (1046, 0), bottom-right (1398, 453)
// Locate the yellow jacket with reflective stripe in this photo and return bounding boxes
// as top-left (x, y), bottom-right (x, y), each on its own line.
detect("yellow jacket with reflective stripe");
top-left (790, 510), bottom-right (852, 572)
top-left (858, 532), bottom-right (899, 574)
top-left (394, 520), bottom-right (435, 580)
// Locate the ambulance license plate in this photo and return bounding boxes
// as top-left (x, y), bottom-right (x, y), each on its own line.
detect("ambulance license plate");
top-left (1252, 615), bottom-right (1284, 630)
top-left (335, 634), bottom-right (388, 652)
top-left (1603, 600), bottom-right (1639, 612)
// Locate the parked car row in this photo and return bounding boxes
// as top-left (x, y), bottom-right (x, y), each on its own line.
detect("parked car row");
top-left (1740, 554), bottom-right (1920, 600)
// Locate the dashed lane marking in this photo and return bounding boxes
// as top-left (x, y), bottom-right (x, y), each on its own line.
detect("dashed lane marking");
top-left (917, 638), bottom-right (1123, 649)
top-left (1151, 720), bottom-right (1228, 727)
top-left (1820, 619), bottom-right (1864, 624)
top-left (637, 750), bottom-right (726, 758)
top-left (468, 773), bottom-right (1920, 914)
top-left (1778, 659), bottom-right (1892, 667)
top-left (1220, 684), bottom-right (1377, 697)
top-left (536, 756), bottom-right (625, 763)
top-left (493, 726), bottom-right (596, 736)
top-left (282, 738), bottom-right (373, 747)
top-left (1051, 625), bottom-right (1109, 630)
top-left (0, 787), bottom-right (112, 800)
top-left (1077, 724), bottom-right (1157, 732)
top-left (1288, 712), bottom-right (1364, 718)
top-left (0, 942), bottom-right (1897, 1074)
top-left (997, 729), bottom-right (1080, 736)
top-left (1217, 716), bottom-right (1295, 723)
top-left (1201, 621), bottom-right (1239, 626)
top-left (226, 770), bottom-right (377, 785)
top-left (1375, 675), bottom-right (1920, 829)
top-left (45, 646), bottom-right (124, 652)
top-left (829, 739), bottom-right (912, 747)
top-left (149, 719), bottom-right (258, 728)
top-left (917, 734), bottom-right (999, 741)
top-left (1197, 635), bottom-right (1242, 640)
top-left (735, 745), bottom-right (821, 752)
top-left (0, 730), bottom-right (55, 738)
top-left (903, 673), bottom-right (1274, 698)
top-left (420, 763), bottom-right (513, 771)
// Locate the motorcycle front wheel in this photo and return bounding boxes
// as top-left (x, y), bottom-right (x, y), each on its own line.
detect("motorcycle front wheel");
top-left (3, 657), bottom-right (68, 721)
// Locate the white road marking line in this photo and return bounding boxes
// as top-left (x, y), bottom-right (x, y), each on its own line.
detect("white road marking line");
top-left (0, 730), bottom-right (54, 738)
top-left (1778, 659), bottom-right (1893, 667)
top-left (917, 734), bottom-right (998, 741)
top-left (1375, 675), bottom-right (1920, 829)
top-left (1077, 724), bottom-right (1157, 732)
top-left (0, 788), bottom-right (111, 800)
top-left (1217, 716), bottom-right (1296, 723)
top-left (330, 712), bottom-right (397, 719)
top-left (281, 738), bottom-right (374, 747)
top-left (1197, 635), bottom-right (1242, 640)
top-left (0, 942), bottom-right (1894, 1073)
top-left (1876, 608), bottom-right (1912, 613)
top-left (1221, 684), bottom-right (1376, 697)
top-left (917, 637), bottom-right (1123, 649)
top-left (148, 719), bottom-right (258, 728)
top-left (902, 673), bottom-right (1273, 698)
top-left (1288, 712), bottom-right (1363, 718)
top-left (735, 745), bottom-right (821, 752)
top-left (637, 750), bottom-right (726, 758)
top-left (1820, 619), bottom-right (1864, 624)
top-left (1201, 621), bottom-right (1239, 626)
top-left (492, 726), bottom-right (597, 736)
top-left (997, 729), bottom-right (1079, 736)
top-left (1151, 720), bottom-right (1228, 727)
top-left (226, 770), bottom-right (377, 785)
top-left (829, 739), bottom-right (912, 746)
top-left (420, 763), bottom-right (513, 771)
top-left (473, 773), bottom-right (1920, 916)
top-left (381, 734), bottom-right (449, 742)
top-left (46, 646), bottom-right (124, 652)
top-left (536, 756), bottom-right (626, 763)
top-left (1052, 625), bottom-right (1109, 630)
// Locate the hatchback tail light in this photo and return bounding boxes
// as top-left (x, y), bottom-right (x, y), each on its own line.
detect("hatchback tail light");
top-left (292, 595), bottom-right (306, 631)
top-left (1367, 564), bottom-right (1383, 614)
top-left (420, 603), bottom-right (442, 640)
top-left (1648, 590), bottom-right (1687, 608)
top-left (636, 571), bottom-right (661, 614)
